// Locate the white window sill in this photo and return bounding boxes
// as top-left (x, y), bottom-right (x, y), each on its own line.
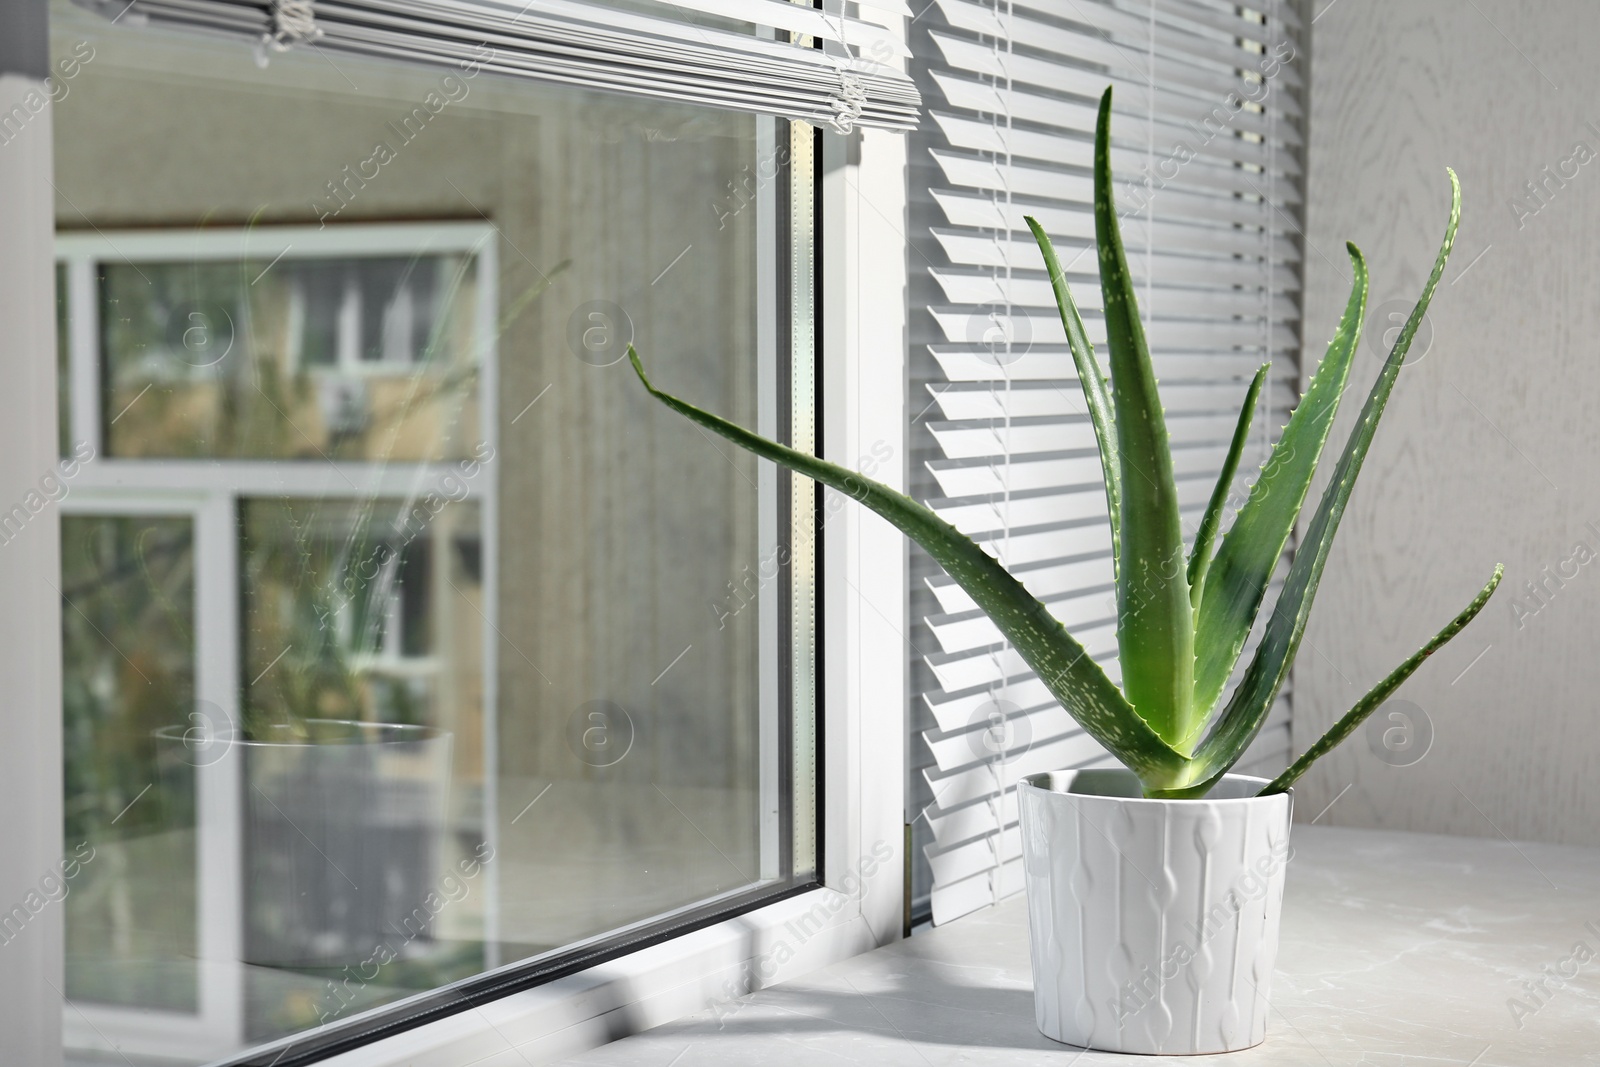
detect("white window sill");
top-left (547, 824), bottom-right (1598, 1066)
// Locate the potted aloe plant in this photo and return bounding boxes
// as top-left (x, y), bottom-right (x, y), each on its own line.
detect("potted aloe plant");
top-left (628, 88), bottom-right (1500, 1055)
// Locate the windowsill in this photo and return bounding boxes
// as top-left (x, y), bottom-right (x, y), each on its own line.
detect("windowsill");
top-left (552, 825), bottom-right (1597, 1066)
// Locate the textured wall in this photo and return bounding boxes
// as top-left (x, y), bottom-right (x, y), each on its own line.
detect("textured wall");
top-left (1297, 0), bottom-right (1600, 844)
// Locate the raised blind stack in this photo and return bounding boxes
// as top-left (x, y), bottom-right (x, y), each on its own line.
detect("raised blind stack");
top-left (71, 0), bottom-right (922, 130)
top-left (908, 0), bottom-right (1309, 925)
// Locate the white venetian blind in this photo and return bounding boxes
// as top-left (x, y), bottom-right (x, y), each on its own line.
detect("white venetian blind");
top-left (71, 0), bottom-right (921, 131)
top-left (908, 0), bottom-right (1309, 925)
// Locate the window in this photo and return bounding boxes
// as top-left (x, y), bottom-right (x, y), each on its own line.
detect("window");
top-left (0, 0), bottom-right (915, 1061)
top-left (48, 10), bottom-right (820, 1064)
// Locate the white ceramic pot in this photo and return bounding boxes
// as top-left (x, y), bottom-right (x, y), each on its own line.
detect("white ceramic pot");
top-left (1017, 768), bottom-right (1293, 1055)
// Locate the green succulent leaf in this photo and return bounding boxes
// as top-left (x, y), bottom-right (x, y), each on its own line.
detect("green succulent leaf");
top-left (1188, 362), bottom-right (1270, 617)
top-left (1188, 246), bottom-right (1369, 735)
top-left (631, 83), bottom-right (1492, 803)
top-left (1258, 564), bottom-right (1503, 796)
top-left (1025, 214), bottom-right (1121, 578)
top-left (626, 346), bottom-right (1190, 782)
top-left (1091, 87), bottom-right (1194, 748)
top-left (1163, 169), bottom-right (1463, 797)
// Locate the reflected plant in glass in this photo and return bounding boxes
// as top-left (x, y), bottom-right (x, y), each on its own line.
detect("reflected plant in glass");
top-left (243, 499), bottom-right (395, 733)
top-left (236, 496), bottom-right (485, 1030)
top-left (240, 496), bottom-right (482, 735)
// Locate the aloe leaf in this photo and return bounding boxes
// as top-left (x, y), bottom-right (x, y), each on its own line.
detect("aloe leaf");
top-left (1090, 87), bottom-right (1194, 748)
top-left (1188, 363), bottom-right (1270, 615)
top-left (1025, 215), bottom-right (1121, 577)
top-left (1163, 169), bottom-right (1462, 797)
top-left (627, 346), bottom-right (1189, 781)
top-left (1257, 565), bottom-right (1502, 796)
top-left (1188, 246), bottom-right (1369, 728)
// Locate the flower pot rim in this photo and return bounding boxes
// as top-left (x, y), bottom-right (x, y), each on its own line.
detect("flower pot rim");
top-left (1020, 767), bottom-right (1291, 805)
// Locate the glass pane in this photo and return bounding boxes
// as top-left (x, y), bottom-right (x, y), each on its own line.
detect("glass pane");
top-left (61, 514), bottom-right (198, 1012)
top-left (50, 0), bottom-right (814, 1060)
top-left (100, 251), bottom-right (481, 461)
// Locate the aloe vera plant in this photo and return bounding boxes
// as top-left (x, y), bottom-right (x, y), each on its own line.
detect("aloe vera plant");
top-left (628, 87), bottom-right (1502, 798)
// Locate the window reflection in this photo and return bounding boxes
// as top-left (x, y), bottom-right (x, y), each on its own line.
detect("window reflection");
top-left (100, 253), bottom-right (480, 461)
top-left (52, 1), bottom-right (797, 1059)
top-left (61, 515), bottom-right (199, 1012)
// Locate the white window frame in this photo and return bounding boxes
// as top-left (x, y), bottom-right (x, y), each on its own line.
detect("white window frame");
top-left (57, 492), bottom-right (246, 1061)
top-left (61, 222), bottom-right (500, 465)
top-left (0, 14), bottom-right (911, 1063)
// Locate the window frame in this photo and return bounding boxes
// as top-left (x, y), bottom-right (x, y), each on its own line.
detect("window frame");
top-left (0, 7), bottom-right (910, 1065)
top-left (62, 221), bottom-right (501, 465)
top-left (58, 493), bottom-right (241, 1060)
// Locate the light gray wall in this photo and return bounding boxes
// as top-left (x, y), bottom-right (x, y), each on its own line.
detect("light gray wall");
top-left (1297, 0), bottom-right (1600, 845)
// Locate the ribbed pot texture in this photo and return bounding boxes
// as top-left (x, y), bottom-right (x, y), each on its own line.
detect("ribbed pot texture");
top-left (1018, 769), bottom-right (1293, 1055)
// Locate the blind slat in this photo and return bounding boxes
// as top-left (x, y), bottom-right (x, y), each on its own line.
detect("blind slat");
top-left (929, 70), bottom-right (1305, 162)
top-left (928, 412), bottom-right (1259, 459)
top-left (927, 35), bottom-right (1302, 137)
top-left (926, 381), bottom-right (1295, 421)
top-left (930, 111), bottom-right (1301, 187)
top-left (929, 0), bottom-right (1301, 100)
top-left (926, 475), bottom-right (1229, 544)
top-left (926, 307), bottom-right (1300, 351)
top-left (929, 231), bottom-right (1300, 288)
top-left (929, 149), bottom-right (1304, 223)
top-left (926, 346), bottom-right (1289, 383)
top-left (927, 270), bottom-right (1301, 316)
top-left (928, 194), bottom-right (1304, 261)
top-left (924, 439), bottom-right (1246, 497)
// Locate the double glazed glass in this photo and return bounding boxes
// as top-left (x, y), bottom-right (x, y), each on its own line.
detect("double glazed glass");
top-left (49, 1), bottom-right (818, 1062)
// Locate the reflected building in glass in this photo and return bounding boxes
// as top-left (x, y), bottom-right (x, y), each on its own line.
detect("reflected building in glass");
top-left (47, 0), bottom-right (804, 1058)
